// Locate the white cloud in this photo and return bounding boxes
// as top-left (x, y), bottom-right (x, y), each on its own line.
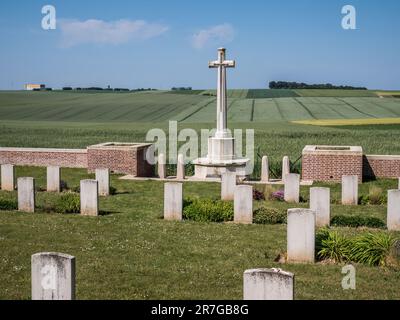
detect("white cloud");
top-left (59, 19), bottom-right (169, 47)
top-left (192, 23), bottom-right (234, 49)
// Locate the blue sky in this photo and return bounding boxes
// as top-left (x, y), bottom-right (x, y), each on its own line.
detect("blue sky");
top-left (0, 0), bottom-right (399, 90)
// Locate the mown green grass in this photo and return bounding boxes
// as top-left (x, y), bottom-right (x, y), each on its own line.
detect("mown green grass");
top-left (1, 167), bottom-right (399, 299)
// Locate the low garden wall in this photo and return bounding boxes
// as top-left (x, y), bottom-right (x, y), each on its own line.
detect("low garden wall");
top-left (0, 142), bottom-right (154, 177)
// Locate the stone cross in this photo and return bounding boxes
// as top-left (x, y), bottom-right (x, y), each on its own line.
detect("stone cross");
top-left (209, 47), bottom-right (235, 138)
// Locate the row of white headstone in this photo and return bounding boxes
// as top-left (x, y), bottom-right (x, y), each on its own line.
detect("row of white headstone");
top-left (0, 165), bottom-right (112, 216)
top-left (164, 181), bottom-right (253, 224)
top-left (30, 252), bottom-right (294, 300)
top-left (164, 174), bottom-right (400, 230)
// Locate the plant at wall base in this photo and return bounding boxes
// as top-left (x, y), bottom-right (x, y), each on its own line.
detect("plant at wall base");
top-left (316, 229), bottom-right (351, 263)
top-left (183, 198), bottom-right (233, 222)
top-left (56, 192), bottom-right (80, 214)
top-left (253, 189), bottom-right (265, 201)
top-left (0, 198), bottom-right (17, 211)
top-left (331, 215), bottom-right (385, 229)
top-left (253, 206), bottom-right (286, 224)
top-left (349, 232), bottom-right (397, 267)
top-left (316, 229), bottom-right (399, 267)
top-left (60, 180), bottom-right (68, 191)
top-left (270, 190), bottom-right (284, 201)
top-left (109, 186), bottom-right (117, 195)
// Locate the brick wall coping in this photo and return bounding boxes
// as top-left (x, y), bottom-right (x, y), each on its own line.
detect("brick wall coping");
top-left (302, 145), bottom-right (363, 156)
top-left (0, 147), bottom-right (87, 153)
top-left (87, 142), bottom-right (152, 150)
top-left (365, 154), bottom-right (400, 160)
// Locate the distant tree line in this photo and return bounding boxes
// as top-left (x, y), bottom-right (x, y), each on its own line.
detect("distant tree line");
top-left (269, 81), bottom-right (367, 90)
top-left (171, 87), bottom-right (192, 91)
top-left (61, 87), bottom-right (157, 92)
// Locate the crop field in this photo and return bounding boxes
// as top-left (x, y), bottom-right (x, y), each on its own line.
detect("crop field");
top-left (1, 91), bottom-right (399, 123)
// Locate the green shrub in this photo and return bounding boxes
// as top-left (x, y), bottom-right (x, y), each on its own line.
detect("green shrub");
top-left (331, 215), bottom-right (385, 229)
top-left (316, 229), bottom-right (351, 263)
top-left (0, 198), bottom-right (17, 210)
top-left (359, 187), bottom-right (386, 205)
top-left (55, 192), bottom-right (80, 214)
top-left (349, 232), bottom-right (397, 266)
top-left (183, 198), bottom-right (233, 222)
top-left (109, 186), bottom-right (117, 195)
top-left (316, 229), bottom-right (398, 267)
top-left (253, 207), bottom-right (286, 224)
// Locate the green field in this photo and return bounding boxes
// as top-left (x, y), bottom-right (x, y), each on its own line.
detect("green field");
top-left (1, 89), bottom-right (400, 300)
top-left (0, 91), bottom-right (399, 123)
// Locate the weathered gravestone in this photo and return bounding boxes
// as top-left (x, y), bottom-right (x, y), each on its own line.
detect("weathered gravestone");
top-left (221, 171), bottom-right (236, 201)
top-left (95, 168), bottom-right (110, 196)
top-left (80, 179), bottom-right (99, 216)
top-left (158, 153), bottom-right (166, 179)
top-left (31, 252), bottom-right (75, 300)
top-left (310, 187), bottom-right (330, 227)
top-left (176, 154), bottom-right (185, 180)
top-left (287, 208), bottom-right (315, 263)
top-left (17, 177), bottom-right (35, 213)
top-left (47, 166), bottom-right (61, 192)
top-left (1, 164), bottom-right (15, 191)
top-left (243, 268), bottom-right (294, 300)
top-left (234, 185), bottom-right (253, 224)
top-left (284, 173), bottom-right (300, 203)
top-left (164, 182), bottom-right (182, 221)
top-left (282, 156), bottom-right (290, 183)
top-left (342, 175), bottom-right (358, 205)
top-left (387, 190), bottom-right (400, 231)
top-left (261, 156), bottom-right (269, 182)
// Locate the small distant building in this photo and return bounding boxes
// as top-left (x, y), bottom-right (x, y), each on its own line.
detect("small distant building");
top-left (25, 84), bottom-right (45, 91)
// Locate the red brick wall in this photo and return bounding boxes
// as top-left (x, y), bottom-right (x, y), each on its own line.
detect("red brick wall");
top-left (302, 153), bottom-right (363, 182)
top-left (363, 155), bottom-right (400, 179)
top-left (87, 143), bottom-right (154, 176)
top-left (0, 144), bottom-right (154, 177)
top-left (0, 148), bottom-right (87, 168)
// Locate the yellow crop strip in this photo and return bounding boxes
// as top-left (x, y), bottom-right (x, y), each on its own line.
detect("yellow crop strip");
top-left (292, 118), bottom-right (400, 126)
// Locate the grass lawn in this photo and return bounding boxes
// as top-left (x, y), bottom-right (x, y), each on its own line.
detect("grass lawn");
top-left (1, 167), bottom-right (400, 300)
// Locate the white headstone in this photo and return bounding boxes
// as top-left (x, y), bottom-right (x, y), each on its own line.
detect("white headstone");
top-left (164, 182), bottom-right (182, 221)
top-left (47, 166), bottom-right (61, 192)
top-left (387, 189), bottom-right (400, 231)
top-left (234, 185), bottom-right (253, 224)
top-left (342, 175), bottom-right (358, 205)
top-left (282, 156), bottom-right (290, 182)
top-left (176, 154), bottom-right (185, 180)
top-left (287, 208), bottom-right (315, 263)
top-left (221, 171), bottom-right (236, 200)
top-left (310, 187), bottom-right (330, 227)
top-left (284, 173), bottom-right (300, 203)
top-left (17, 177), bottom-right (35, 213)
top-left (243, 268), bottom-right (294, 300)
top-left (398, 177), bottom-right (400, 189)
top-left (158, 153), bottom-right (166, 179)
top-left (95, 168), bottom-right (110, 196)
top-left (261, 156), bottom-right (269, 182)
top-left (80, 179), bottom-right (98, 216)
top-left (1, 164), bottom-right (15, 191)
top-left (31, 252), bottom-right (75, 300)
